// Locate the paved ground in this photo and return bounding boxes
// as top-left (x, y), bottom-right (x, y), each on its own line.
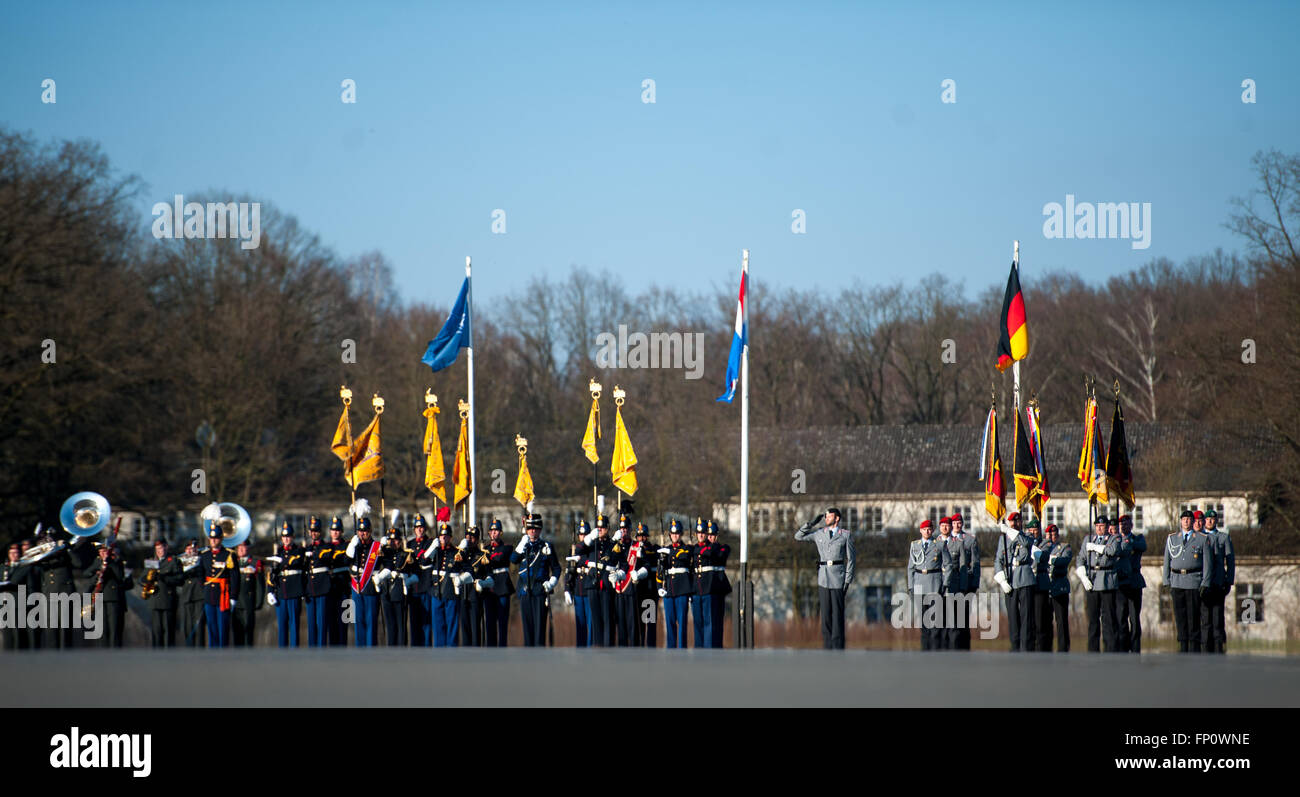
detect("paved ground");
top-left (3, 649), bottom-right (1298, 707)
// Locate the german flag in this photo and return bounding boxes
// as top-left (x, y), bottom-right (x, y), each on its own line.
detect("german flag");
top-left (979, 405), bottom-right (1007, 522)
top-left (1012, 406), bottom-right (1042, 511)
top-left (995, 262), bottom-right (1028, 372)
top-left (1105, 395), bottom-right (1136, 508)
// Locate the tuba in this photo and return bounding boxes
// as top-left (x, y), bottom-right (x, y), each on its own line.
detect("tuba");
top-left (60, 491), bottom-right (111, 537)
top-left (199, 502), bottom-right (252, 548)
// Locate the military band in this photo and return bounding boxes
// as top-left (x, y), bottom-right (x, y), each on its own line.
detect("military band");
top-left (82, 541), bottom-right (133, 648)
top-left (199, 521), bottom-right (241, 648)
top-left (232, 541), bottom-right (263, 646)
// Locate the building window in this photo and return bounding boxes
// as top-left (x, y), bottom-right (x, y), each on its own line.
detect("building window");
top-left (1236, 583), bottom-right (1263, 624)
top-left (1158, 585), bottom-right (1173, 623)
top-left (1045, 505), bottom-right (1064, 527)
top-left (1211, 503), bottom-right (1226, 525)
top-left (864, 585), bottom-right (893, 623)
top-left (1134, 505), bottom-right (1144, 529)
top-left (928, 506), bottom-right (947, 527)
top-left (1180, 503), bottom-right (1198, 516)
top-left (750, 509), bottom-right (770, 533)
top-left (863, 506), bottom-right (883, 532)
top-left (846, 507), bottom-right (859, 532)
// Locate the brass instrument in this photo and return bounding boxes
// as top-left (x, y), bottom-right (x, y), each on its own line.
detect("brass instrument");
top-left (140, 567), bottom-right (160, 600)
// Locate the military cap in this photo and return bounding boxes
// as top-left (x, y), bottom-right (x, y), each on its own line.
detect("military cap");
top-left (618, 513), bottom-right (631, 530)
top-left (577, 518), bottom-right (590, 533)
top-left (437, 521), bottom-right (452, 535)
top-left (330, 515), bottom-right (344, 531)
top-left (1045, 523), bottom-right (1059, 534)
top-left (1007, 511), bottom-right (1021, 522)
top-left (1094, 515), bottom-right (1108, 524)
top-left (596, 514), bottom-right (609, 529)
top-left (489, 518), bottom-right (503, 532)
top-left (919, 519), bottom-right (933, 530)
top-left (635, 522), bottom-right (649, 536)
top-left (280, 521), bottom-right (294, 536)
top-left (669, 519), bottom-right (683, 533)
top-left (826, 507), bottom-right (842, 518)
top-left (1179, 510), bottom-right (1194, 520)
top-left (939, 515), bottom-right (952, 525)
top-left (357, 516), bottom-right (372, 532)
top-left (1026, 518), bottom-right (1040, 529)
top-left (308, 515), bottom-right (322, 531)
top-left (207, 520), bottom-right (222, 538)
top-left (1193, 510), bottom-right (1205, 520)
top-left (412, 514), bottom-right (427, 529)
top-left (465, 526), bottom-right (479, 537)
top-left (706, 520), bottom-right (719, 534)
top-left (386, 529), bottom-right (400, 541)
top-left (1205, 509), bottom-right (1218, 519)
top-left (695, 517), bottom-right (705, 533)
top-left (525, 513), bottom-right (543, 530)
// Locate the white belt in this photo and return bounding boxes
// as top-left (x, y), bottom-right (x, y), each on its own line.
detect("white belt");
top-left (698, 566), bottom-right (725, 573)
top-left (420, 564), bottom-right (433, 571)
top-left (667, 567), bottom-right (689, 575)
top-left (492, 567), bottom-right (509, 574)
top-left (586, 561), bottom-right (613, 572)
top-left (281, 569), bottom-right (302, 576)
top-left (432, 570), bottom-right (450, 576)
top-left (310, 567), bottom-right (328, 574)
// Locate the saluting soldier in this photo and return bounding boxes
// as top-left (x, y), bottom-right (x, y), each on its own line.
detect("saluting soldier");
top-left (907, 519), bottom-right (945, 650)
top-left (325, 517), bottom-right (351, 646)
top-left (426, 521), bottom-right (463, 647)
top-left (1163, 510), bottom-right (1213, 653)
top-left (513, 513), bottom-right (561, 647)
top-left (347, 516), bottom-right (382, 647)
top-left (179, 539), bottom-right (207, 646)
top-left (994, 512), bottom-right (1036, 651)
top-left (407, 514), bottom-right (434, 647)
top-left (1116, 514), bottom-right (1147, 653)
top-left (231, 540), bottom-right (263, 647)
top-left (456, 527), bottom-right (488, 647)
top-left (953, 512), bottom-right (979, 650)
top-left (795, 507), bottom-right (856, 650)
top-left (267, 522), bottom-right (307, 648)
top-left (376, 528), bottom-right (414, 647)
top-left (482, 519), bottom-right (514, 647)
top-left (1040, 523), bottom-right (1073, 651)
top-left (303, 516), bottom-right (333, 647)
top-left (582, 514), bottom-right (618, 647)
top-left (1201, 509), bottom-right (1233, 654)
top-left (657, 519), bottom-right (693, 649)
top-left (564, 518), bottom-right (592, 647)
top-left (199, 521), bottom-right (241, 648)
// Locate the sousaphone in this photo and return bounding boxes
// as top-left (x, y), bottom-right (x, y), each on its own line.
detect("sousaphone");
top-left (199, 502), bottom-right (252, 549)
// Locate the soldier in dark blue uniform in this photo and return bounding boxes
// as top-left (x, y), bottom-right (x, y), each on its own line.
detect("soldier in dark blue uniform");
top-left (456, 527), bottom-right (488, 647)
top-left (426, 522), bottom-right (463, 647)
top-left (513, 512), bottom-right (561, 647)
top-left (267, 522), bottom-right (307, 647)
top-left (348, 517), bottom-right (381, 647)
top-left (199, 521), bottom-right (241, 648)
top-left (326, 516), bottom-right (351, 646)
top-left (1163, 509), bottom-right (1213, 653)
top-left (303, 516), bottom-right (332, 647)
top-left (407, 514), bottom-right (434, 646)
top-left (564, 518), bottom-right (592, 647)
top-left (697, 520), bottom-right (732, 648)
top-left (482, 519), bottom-right (514, 646)
top-left (1040, 523), bottom-right (1073, 651)
top-left (377, 528), bottom-right (414, 647)
top-left (1116, 514), bottom-right (1147, 653)
top-left (1200, 509), bottom-right (1233, 654)
top-left (689, 519), bottom-right (708, 648)
top-left (82, 542), bottom-right (134, 647)
top-left (610, 514), bottom-right (637, 647)
top-left (231, 541), bottom-right (263, 646)
top-left (631, 523), bottom-right (659, 647)
top-left (657, 519), bottom-right (693, 649)
top-left (583, 514), bottom-right (618, 647)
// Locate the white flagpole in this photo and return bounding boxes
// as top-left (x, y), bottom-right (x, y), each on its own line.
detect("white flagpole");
top-left (466, 256), bottom-right (477, 525)
top-left (739, 248), bottom-right (750, 647)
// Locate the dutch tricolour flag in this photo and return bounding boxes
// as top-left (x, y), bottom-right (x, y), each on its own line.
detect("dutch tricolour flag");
top-left (716, 260), bottom-right (747, 403)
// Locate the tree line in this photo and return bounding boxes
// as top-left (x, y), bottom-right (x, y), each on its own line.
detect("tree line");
top-left (2, 127), bottom-right (1296, 544)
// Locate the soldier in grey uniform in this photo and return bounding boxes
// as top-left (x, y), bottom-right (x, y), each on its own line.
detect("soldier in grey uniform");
top-left (795, 507), bottom-right (855, 650)
top-left (1082, 514), bottom-right (1124, 652)
top-left (1199, 509), bottom-right (1233, 654)
top-left (1163, 509), bottom-right (1214, 653)
top-left (1040, 523), bottom-right (1072, 651)
top-left (907, 519), bottom-right (944, 650)
top-left (937, 516), bottom-right (963, 649)
top-left (994, 512), bottom-right (1036, 651)
top-left (953, 513), bottom-right (979, 650)
top-left (1115, 514), bottom-right (1147, 653)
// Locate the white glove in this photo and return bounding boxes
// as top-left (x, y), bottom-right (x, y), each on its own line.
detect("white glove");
top-left (481, 576), bottom-right (494, 590)
top-left (1086, 542), bottom-right (1103, 554)
top-left (376, 568), bottom-right (391, 583)
top-left (542, 543), bottom-right (552, 556)
top-left (346, 536), bottom-right (358, 557)
top-left (583, 529), bottom-right (598, 545)
top-left (474, 579), bottom-right (483, 593)
top-left (515, 538), bottom-right (527, 554)
top-left (629, 569), bottom-right (641, 583)
top-left (265, 555), bottom-right (283, 564)
top-left (229, 599), bottom-right (237, 608)
top-left (267, 593), bottom-right (278, 606)
top-left (656, 547), bottom-right (670, 555)
top-left (564, 591), bottom-right (573, 606)
top-left (992, 570), bottom-right (1011, 594)
top-left (1075, 565), bottom-right (1094, 591)
top-left (634, 567), bottom-right (648, 582)
top-left (543, 576), bottom-right (558, 593)
top-left (565, 555), bottom-right (580, 563)
top-left (610, 569), bottom-right (626, 586)
top-left (658, 588), bottom-right (667, 598)
top-left (458, 538), bottom-right (468, 550)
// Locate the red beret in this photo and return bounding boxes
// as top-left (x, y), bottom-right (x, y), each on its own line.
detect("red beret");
top-left (939, 516), bottom-right (951, 524)
top-left (1007, 512), bottom-right (1021, 521)
top-left (1046, 524), bottom-right (1059, 534)
top-left (919, 519), bottom-right (933, 529)
top-left (1193, 510), bottom-right (1205, 519)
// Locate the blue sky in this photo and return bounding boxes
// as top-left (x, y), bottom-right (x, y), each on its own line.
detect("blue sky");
top-left (3, 0), bottom-right (1297, 306)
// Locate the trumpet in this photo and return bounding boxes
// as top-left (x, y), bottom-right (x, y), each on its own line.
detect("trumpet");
top-left (140, 567), bottom-right (160, 600)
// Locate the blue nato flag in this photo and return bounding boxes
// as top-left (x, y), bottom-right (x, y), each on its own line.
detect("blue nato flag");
top-left (421, 277), bottom-right (471, 372)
